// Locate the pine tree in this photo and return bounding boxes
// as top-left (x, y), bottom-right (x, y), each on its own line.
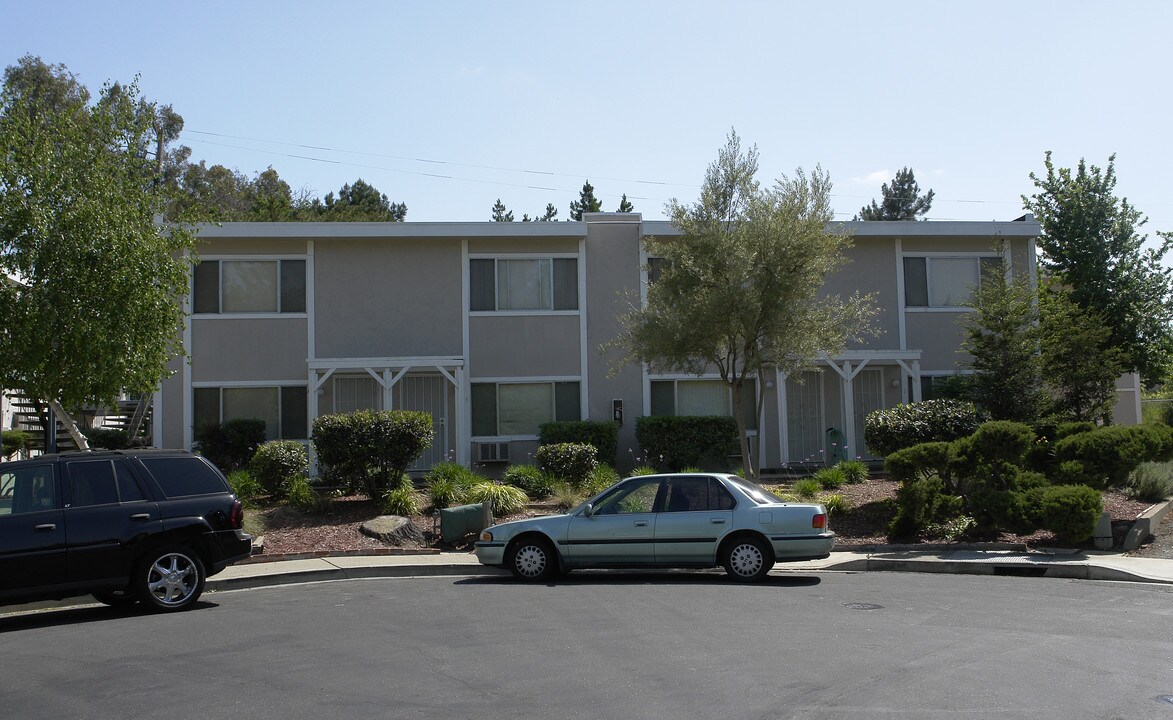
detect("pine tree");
top-left (538, 203), bottom-right (558, 221)
top-left (491, 198), bottom-right (514, 222)
top-left (569, 180), bottom-right (602, 220)
top-left (617, 194), bottom-right (634, 213)
top-left (856, 167), bottom-right (934, 220)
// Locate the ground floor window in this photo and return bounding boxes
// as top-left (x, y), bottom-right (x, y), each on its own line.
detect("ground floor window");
top-left (192, 386), bottom-right (308, 440)
top-left (649, 378), bottom-right (758, 430)
top-left (471, 381), bottom-right (580, 437)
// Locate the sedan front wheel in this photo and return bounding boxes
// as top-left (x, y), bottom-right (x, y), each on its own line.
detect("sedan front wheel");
top-left (506, 536), bottom-right (556, 581)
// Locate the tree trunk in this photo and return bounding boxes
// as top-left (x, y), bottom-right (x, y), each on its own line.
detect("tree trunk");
top-left (46, 399), bottom-right (89, 451)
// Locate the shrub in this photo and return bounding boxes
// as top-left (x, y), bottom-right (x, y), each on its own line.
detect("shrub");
top-left (312, 410), bottom-right (434, 499)
top-left (503, 464), bottom-right (558, 498)
top-left (195, 418), bottom-right (267, 472)
top-left (1053, 424), bottom-right (1173, 489)
top-left (793, 478), bottom-right (821, 499)
top-left (2, 429), bottom-right (29, 459)
top-left (534, 443), bottom-right (598, 485)
top-left (1126, 462), bottom-right (1173, 503)
top-left (226, 470), bottom-right (263, 506)
top-left (383, 485), bottom-right (420, 516)
top-left (1032, 485), bottom-right (1102, 543)
top-left (821, 493), bottom-right (849, 515)
top-left (968, 487), bottom-right (1034, 534)
top-left (888, 475), bottom-right (963, 540)
top-left (634, 415), bottom-right (739, 471)
top-left (423, 463), bottom-right (478, 510)
top-left (582, 464), bottom-right (621, 496)
top-left (924, 515), bottom-right (977, 542)
top-left (884, 441), bottom-right (956, 490)
top-left (539, 420), bottom-right (619, 466)
top-left (864, 399), bottom-right (988, 458)
top-left (465, 482), bottom-right (529, 515)
top-left (630, 465), bottom-right (659, 476)
top-left (83, 427), bottom-right (130, 450)
top-left (836, 459), bottom-right (869, 484)
top-left (1056, 421), bottom-right (1097, 439)
top-left (284, 475), bottom-right (320, 512)
top-left (249, 441), bottom-right (309, 495)
top-left (551, 483), bottom-right (584, 510)
top-left (814, 467), bottom-right (845, 490)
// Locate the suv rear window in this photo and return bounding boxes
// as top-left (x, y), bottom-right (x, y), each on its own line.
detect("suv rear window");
top-left (138, 457), bottom-right (228, 498)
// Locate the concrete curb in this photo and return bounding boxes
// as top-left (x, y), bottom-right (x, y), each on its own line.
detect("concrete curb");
top-left (820, 556), bottom-right (1165, 583)
top-left (1123, 496), bottom-right (1173, 551)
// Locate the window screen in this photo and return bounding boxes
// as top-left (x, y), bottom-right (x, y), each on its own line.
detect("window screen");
top-left (222, 261), bottom-right (279, 312)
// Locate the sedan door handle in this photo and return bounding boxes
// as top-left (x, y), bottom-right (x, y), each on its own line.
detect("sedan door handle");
top-left (34, 523), bottom-right (57, 532)
top-left (710, 518), bottom-right (726, 525)
top-left (130, 513), bottom-right (152, 521)
top-left (633, 521), bottom-right (648, 527)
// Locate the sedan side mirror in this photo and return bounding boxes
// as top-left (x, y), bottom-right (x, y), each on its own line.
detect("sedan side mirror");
top-left (582, 502), bottom-right (594, 518)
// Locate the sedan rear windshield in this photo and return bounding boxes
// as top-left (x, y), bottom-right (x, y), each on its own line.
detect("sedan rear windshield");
top-left (726, 476), bottom-right (787, 505)
top-left (138, 457), bottom-right (228, 498)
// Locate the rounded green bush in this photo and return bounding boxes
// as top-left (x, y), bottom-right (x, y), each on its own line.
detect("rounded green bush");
top-left (864, 399), bottom-right (989, 459)
top-left (1032, 485), bottom-right (1102, 543)
top-left (534, 442), bottom-right (599, 485)
top-left (503, 464), bottom-right (558, 498)
top-left (249, 440), bottom-right (309, 495)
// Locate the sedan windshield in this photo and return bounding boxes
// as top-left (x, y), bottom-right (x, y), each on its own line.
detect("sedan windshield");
top-left (726, 476), bottom-right (788, 505)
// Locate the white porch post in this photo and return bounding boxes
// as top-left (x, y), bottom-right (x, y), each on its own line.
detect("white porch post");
top-left (457, 366), bottom-right (471, 467)
top-left (911, 360), bottom-right (922, 402)
top-left (776, 369), bottom-right (788, 466)
top-left (842, 361), bottom-right (855, 463)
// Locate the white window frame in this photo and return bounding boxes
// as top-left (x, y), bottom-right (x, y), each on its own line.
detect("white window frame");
top-left (192, 255), bottom-right (308, 319)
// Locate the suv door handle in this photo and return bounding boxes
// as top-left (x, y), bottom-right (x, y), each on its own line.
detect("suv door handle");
top-left (34, 523), bottom-right (56, 532)
top-left (130, 513), bottom-right (152, 521)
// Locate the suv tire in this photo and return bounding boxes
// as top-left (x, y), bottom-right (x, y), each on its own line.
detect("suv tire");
top-left (136, 546), bottom-right (206, 612)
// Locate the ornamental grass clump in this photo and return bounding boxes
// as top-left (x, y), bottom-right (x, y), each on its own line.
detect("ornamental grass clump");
top-left (793, 478), bottom-right (821, 499)
top-left (503, 464), bottom-right (559, 498)
top-left (836, 459), bottom-right (869, 484)
top-left (424, 461), bottom-right (480, 509)
top-left (466, 482), bottom-right (529, 515)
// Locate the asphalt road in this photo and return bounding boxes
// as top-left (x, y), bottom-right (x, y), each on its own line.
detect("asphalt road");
top-left (1, 571), bottom-right (1171, 720)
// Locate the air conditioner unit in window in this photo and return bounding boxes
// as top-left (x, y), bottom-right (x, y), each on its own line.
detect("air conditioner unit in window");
top-left (476, 441), bottom-right (510, 463)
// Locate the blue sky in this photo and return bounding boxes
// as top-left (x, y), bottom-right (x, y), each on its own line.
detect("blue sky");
top-left (2, 0), bottom-right (1171, 237)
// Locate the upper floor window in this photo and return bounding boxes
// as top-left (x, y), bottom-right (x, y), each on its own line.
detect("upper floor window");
top-left (193, 259), bottom-right (306, 314)
top-left (903, 256), bottom-right (1001, 308)
top-left (470, 258), bottom-right (578, 311)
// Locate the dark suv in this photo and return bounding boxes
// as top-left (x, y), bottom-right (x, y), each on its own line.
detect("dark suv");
top-left (0, 449), bottom-right (252, 612)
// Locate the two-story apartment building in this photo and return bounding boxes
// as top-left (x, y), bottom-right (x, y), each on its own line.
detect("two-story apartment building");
top-left (153, 212), bottom-right (1142, 473)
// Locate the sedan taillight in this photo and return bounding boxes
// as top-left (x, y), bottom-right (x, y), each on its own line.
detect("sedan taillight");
top-left (229, 499), bottom-right (244, 529)
top-left (812, 513), bottom-right (827, 530)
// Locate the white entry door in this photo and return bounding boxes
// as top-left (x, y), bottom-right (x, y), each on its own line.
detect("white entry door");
top-left (400, 375), bottom-right (447, 471)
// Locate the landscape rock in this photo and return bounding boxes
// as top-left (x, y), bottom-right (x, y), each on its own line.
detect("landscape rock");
top-left (360, 515), bottom-right (426, 547)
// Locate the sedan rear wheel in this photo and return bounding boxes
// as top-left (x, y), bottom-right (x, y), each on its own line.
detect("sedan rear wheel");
top-left (722, 536), bottom-right (772, 582)
top-left (507, 536), bottom-right (556, 581)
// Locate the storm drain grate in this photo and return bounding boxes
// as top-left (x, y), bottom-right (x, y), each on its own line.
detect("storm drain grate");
top-left (842, 603), bottom-right (883, 611)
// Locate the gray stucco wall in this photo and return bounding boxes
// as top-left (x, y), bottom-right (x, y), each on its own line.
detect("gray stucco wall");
top-left (468, 315), bottom-right (581, 378)
top-left (314, 238), bottom-right (463, 359)
top-left (190, 318), bottom-right (308, 382)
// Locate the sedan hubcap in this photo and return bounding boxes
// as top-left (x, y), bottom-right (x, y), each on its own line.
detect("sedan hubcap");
top-left (515, 546), bottom-right (547, 577)
top-left (730, 544), bottom-right (763, 576)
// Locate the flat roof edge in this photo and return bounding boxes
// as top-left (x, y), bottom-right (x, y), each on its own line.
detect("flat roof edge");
top-left (192, 222), bottom-right (588, 239)
top-left (641, 219), bottom-right (1040, 238)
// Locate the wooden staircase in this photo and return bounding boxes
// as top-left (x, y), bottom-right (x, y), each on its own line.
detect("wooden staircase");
top-left (9, 393), bottom-right (153, 453)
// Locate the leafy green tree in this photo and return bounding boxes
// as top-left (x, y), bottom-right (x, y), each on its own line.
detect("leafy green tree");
top-left (1024, 152), bottom-right (1173, 386)
top-left (569, 180), bottom-right (602, 220)
top-left (0, 59), bottom-right (199, 448)
top-left (311, 178), bottom-right (407, 221)
top-left (1039, 285), bottom-right (1126, 423)
top-left (491, 198), bottom-right (514, 222)
top-left (856, 167), bottom-right (934, 220)
top-left (609, 131), bottom-right (875, 478)
top-left (958, 248), bottom-right (1045, 423)
top-left (617, 194), bottom-right (635, 213)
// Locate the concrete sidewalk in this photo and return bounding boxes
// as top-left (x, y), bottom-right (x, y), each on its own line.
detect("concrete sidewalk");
top-left (204, 547), bottom-right (1173, 593)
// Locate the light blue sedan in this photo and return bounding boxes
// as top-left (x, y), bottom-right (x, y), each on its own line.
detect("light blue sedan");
top-left (474, 473), bottom-right (834, 582)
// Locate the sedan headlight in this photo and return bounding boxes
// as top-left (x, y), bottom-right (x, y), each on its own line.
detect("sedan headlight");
top-left (479, 530), bottom-right (493, 542)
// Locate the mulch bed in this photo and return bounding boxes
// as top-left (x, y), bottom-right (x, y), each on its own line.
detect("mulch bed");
top-left (249, 479), bottom-right (1157, 557)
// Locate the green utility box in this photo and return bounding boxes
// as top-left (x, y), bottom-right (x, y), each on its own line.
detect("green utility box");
top-left (439, 502), bottom-right (492, 544)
